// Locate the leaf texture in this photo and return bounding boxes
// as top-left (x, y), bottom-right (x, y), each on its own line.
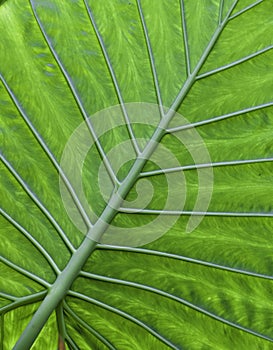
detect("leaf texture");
top-left (1, 0), bottom-right (273, 349)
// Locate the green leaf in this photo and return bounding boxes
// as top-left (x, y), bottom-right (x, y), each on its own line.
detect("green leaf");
top-left (1, 0), bottom-right (273, 349)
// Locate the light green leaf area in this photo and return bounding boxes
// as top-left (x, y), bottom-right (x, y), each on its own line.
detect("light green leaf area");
top-left (2, 303), bottom-right (57, 349)
top-left (1, 0), bottom-right (273, 349)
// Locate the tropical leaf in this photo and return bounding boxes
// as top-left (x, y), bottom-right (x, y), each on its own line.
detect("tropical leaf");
top-left (1, 0), bottom-right (273, 349)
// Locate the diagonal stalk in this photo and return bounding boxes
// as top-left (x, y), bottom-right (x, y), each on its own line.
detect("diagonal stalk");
top-left (13, 114), bottom-right (168, 350)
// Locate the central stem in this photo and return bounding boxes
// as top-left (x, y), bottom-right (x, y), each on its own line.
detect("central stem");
top-left (13, 126), bottom-right (167, 350)
top-left (12, 85), bottom-right (194, 350)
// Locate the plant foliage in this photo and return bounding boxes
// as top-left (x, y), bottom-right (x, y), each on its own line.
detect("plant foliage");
top-left (1, 0), bottom-right (273, 349)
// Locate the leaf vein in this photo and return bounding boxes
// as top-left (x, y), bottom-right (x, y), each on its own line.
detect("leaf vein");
top-left (83, 0), bottom-right (141, 155)
top-left (0, 208), bottom-right (60, 275)
top-left (229, 0), bottom-right (263, 21)
top-left (167, 101), bottom-right (273, 132)
top-left (64, 302), bottom-right (117, 350)
top-left (180, 0), bottom-right (191, 75)
top-left (219, 0), bottom-right (224, 25)
top-left (196, 45), bottom-right (273, 80)
top-left (119, 208), bottom-right (273, 217)
top-left (0, 291), bottom-right (47, 315)
top-left (136, 0), bottom-right (165, 117)
top-left (29, 0), bottom-right (119, 184)
top-left (68, 291), bottom-right (180, 349)
top-left (0, 153), bottom-right (75, 253)
top-left (140, 157), bottom-right (273, 177)
top-left (97, 245), bottom-right (273, 281)
top-left (166, 0), bottom-right (239, 118)
top-left (0, 74), bottom-right (93, 230)
top-left (79, 272), bottom-right (273, 343)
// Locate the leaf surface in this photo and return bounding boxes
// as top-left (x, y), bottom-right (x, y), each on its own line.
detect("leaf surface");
top-left (1, 0), bottom-right (273, 349)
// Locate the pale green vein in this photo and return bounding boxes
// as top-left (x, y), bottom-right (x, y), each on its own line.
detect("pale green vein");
top-left (96, 245), bottom-right (273, 281)
top-left (0, 292), bottom-right (16, 302)
top-left (196, 45), bottom-right (273, 80)
top-left (140, 157), bottom-right (273, 177)
top-left (219, 0), bottom-right (224, 24)
top-left (29, 0), bottom-right (119, 184)
top-left (229, 0), bottom-right (263, 21)
top-left (0, 256), bottom-right (50, 288)
top-left (64, 302), bottom-right (116, 350)
top-left (83, 0), bottom-right (141, 156)
top-left (66, 335), bottom-right (78, 350)
top-left (166, 0), bottom-right (239, 118)
top-left (56, 303), bottom-right (66, 349)
top-left (0, 153), bottom-right (75, 253)
top-left (0, 74), bottom-right (92, 230)
top-left (180, 0), bottom-right (191, 75)
top-left (0, 291), bottom-right (47, 315)
top-left (119, 208), bottom-right (273, 217)
top-left (79, 272), bottom-right (273, 343)
top-left (167, 101), bottom-right (273, 133)
top-left (0, 208), bottom-right (60, 275)
top-left (68, 291), bottom-right (179, 350)
top-left (136, 0), bottom-right (164, 116)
